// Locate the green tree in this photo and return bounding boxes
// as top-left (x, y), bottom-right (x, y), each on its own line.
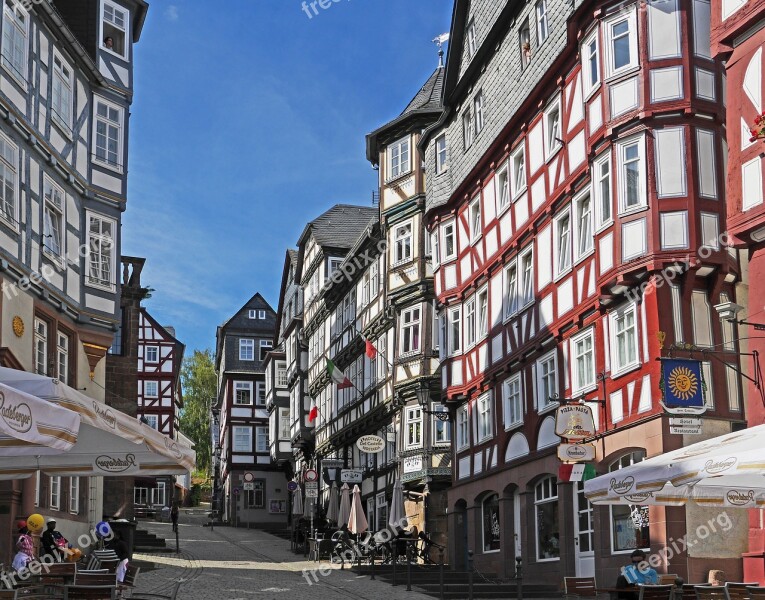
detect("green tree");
top-left (179, 349), bottom-right (217, 475)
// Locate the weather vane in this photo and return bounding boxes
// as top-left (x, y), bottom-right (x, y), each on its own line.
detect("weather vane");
top-left (432, 33), bottom-right (450, 67)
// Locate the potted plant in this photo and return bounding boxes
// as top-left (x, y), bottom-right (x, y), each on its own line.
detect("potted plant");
top-left (749, 111), bottom-right (765, 142)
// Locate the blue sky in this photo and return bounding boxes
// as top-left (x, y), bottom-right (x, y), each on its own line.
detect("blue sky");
top-left (122, 0), bottom-right (452, 353)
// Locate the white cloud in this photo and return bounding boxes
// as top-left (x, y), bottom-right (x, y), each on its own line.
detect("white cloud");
top-left (165, 5), bottom-right (179, 22)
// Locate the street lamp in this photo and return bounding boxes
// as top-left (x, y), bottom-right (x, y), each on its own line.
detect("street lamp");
top-left (414, 381), bottom-right (450, 422)
top-left (714, 301), bottom-right (765, 331)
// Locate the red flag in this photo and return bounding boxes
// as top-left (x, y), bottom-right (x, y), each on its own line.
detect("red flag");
top-left (365, 339), bottom-right (377, 359)
top-left (308, 404), bottom-right (319, 423)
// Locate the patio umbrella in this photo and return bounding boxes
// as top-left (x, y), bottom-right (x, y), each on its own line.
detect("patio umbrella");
top-left (326, 482), bottom-right (339, 523)
top-left (338, 483), bottom-right (351, 527)
top-left (292, 487), bottom-right (304, 516)
top-left (304, 496), bottom-right (315, 519)
top-left (584, 423), bottom-right (765, 508)
top-left (348, 484), bottom-right (368, 535)
top-left (388, 478), bottom-right (406, 530)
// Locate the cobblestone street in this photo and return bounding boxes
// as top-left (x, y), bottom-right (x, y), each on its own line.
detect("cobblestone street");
top-left (131, 512), bottom-right (434, 600)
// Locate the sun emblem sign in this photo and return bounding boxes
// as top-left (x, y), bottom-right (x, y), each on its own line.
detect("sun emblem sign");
top-left (668, 366), bottom-right (698, 401)
top-left (661, 358), bottom-right (705, 409)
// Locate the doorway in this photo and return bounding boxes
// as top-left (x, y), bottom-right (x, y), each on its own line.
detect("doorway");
top-left (574, 481), bottom-right (595, 577)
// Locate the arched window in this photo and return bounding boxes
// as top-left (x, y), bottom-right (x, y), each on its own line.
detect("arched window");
top-left (482, 493), bottom-right (500, 553)
top-left (609, 451), bottom-right (650, 552)
top-left (535, 476), bottom-right (559, 560)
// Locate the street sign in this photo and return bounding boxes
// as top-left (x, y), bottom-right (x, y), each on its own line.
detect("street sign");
top-left (243, 482), bottom-right (254, 491)
top-left (304, 469), bottom-right (319, 482)
top-left (305, 488), bottom-right (318, 498)
top-left (670, 424), bottom-right (703, 435)
top-left (341, 469), bottom-right (363, 483)
top-left (669, 417), bottom-right (702, 427)
top-left (305, 481), bottom-right (318, 491)
top-left (243, 472), bottom-right (255, 483)
top-left (287, 481), bottom-right (299, 492)
top-left (557, 443), bottom-right (596, 462)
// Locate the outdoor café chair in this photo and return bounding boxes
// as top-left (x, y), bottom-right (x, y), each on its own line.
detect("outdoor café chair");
top-left (696, 586), bottom-right (729, 600)
top-left (639, 584), bottom-right (675, 600)
top-left (13, 585), bottom-right (59, 599)
top-left (746, 588), bottom-right (765, 600)
top-left (564, 576), bottom-right (599, 599)
top-left (63, 586), bottom-right (116, 600)
top-left (73, 572), bottom-right (117, 586)
top-left (116, 565), bottom-right (140, 599)
top-left (726, 583), bottom-right (760, 600)
top-left (130, 581), bottom-right (182, 600)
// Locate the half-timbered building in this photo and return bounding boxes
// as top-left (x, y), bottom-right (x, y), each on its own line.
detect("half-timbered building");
top-left (0, 0), bottom-right (148, 564)
top-left (421, 0), bottom-right (744, 584)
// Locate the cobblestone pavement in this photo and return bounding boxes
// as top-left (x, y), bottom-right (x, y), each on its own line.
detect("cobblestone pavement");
top-left (131, 511), bottom-right (435, 600)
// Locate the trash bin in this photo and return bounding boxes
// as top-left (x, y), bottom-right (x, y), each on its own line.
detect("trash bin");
top-left (159, 507), bottom-right (171, 523)
top-left (107, 520), bottom-right (136, 559)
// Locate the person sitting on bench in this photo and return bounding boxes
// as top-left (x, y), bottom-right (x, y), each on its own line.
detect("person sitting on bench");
top-left (617, 549), bottom-right (658, 600)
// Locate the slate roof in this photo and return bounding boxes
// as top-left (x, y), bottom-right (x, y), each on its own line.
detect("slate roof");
top-left (400, 66), bottom-right (445, 116)
top-left (298, 204), bottom-right (378, 249)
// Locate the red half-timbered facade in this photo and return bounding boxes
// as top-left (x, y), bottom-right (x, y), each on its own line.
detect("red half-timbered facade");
top-left (423, 0), bottom-right (746, 586)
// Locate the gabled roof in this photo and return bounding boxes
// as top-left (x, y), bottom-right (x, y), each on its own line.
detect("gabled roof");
top-left (297, 204), bottom-right (378, 250)
top-left (218, 292), bottom-right (275, 330)
top-left (401, 66), bottom-right (445, 115)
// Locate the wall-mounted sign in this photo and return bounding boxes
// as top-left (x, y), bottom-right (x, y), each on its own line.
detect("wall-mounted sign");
top-left (243, 482), bottom-right (254, 491)
top-left (243, 472), bottom-right (255, 483)
top-left (554, 405), bottom-right (596, 440)
top-left (287, 481), bottom-right (299, 492)
top-left (305, 488), bottom-right (318, 498)
top-left (403, 455), bottom-right (423, 474)
top-left (557, 443), bottom-right (596, 462)
top-left (356, 435), bottom-right (385, 454)
top-left (660, 358), bottom-right (707, 415)
top-left (341, 469), bottom-right (363, 483)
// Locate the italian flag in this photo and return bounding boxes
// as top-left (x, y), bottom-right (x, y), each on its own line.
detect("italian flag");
top-left (326, 358), bottom-right (353, 389)
top-left (558, 463), bottom-right (596, 482)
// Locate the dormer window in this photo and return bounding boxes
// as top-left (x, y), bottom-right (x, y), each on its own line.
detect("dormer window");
top-left (101, 1), bottom-right (128, 59)
top-left (466, 19), bottom-right (477, 59)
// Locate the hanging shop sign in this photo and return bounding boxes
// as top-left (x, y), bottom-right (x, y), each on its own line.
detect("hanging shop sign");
top-left (557, 443), bottom-right (596, 462)
top-left (356, 435), bottom-right (385, 454)
top-left (554, 404), bottom-right (596, 440)
top-left (660, 358), bottom-right (707, 415)
top-left (403, 455), bottom-right (423, 474)
top-left (341, 469), bottom-right (363, 483)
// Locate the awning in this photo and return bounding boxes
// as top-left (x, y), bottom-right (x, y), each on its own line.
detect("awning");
top-left (0, 367), bottom-right (195, 479)
top-left (584, 424), bottom-right (765, 508)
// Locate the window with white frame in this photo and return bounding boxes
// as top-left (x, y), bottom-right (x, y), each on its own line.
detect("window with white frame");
top-left (400, 306), bottom-right (421, 355)
top-left (376, 492), bottom-right (388, 530)
top-left (571, 328), bottom-right (596, 394)
top-left (239, 339), bottom-right (254, 361)
top-left (143, 414), bottom-right (158, 429)
top-left (234, 381), bottom-right (253, 405)
top-left (259, 340), bottom-right (272, 361)
top-left (544, 99), bottom-right (562, 158)
top-left (394, 221), bottom-right (413, 264)
top-left (145, 346), bottom-right (159, 363)
top-left (144, 380), bottom-right (158, 398)
top-left (101, 1), bottom-right (127, 58)
top-left (255, 381), bottom-right (266, 406)
top-left (442, 221), bottom-right (457, 261)
top-left (469, 195), bottom-right (482, 242)
top-left (57, 331), bottom-right (69, 385)
top-left (388, 136), bottom-right (410, 179)
top-left (279, 407), bottom-right (290, 440)
top-left (477, 393), bottom-right (493, 442)
top-left (582, 31), bottom-right (600, 96)
top-left (93, 98), bottom-right (123, 170)
top-left (520, 248), bottom-right (534, 307)
top-left (34, 318), bottom-right (47, 376)
top-left (617, 136), bottom-right (646, 213)
top-left (536, 350), bottom-right (558, 410)
top-left (69, 477), bottom-right (79, 514)
top-left (246, 480), bottom-right (265, 508)
top-left (43, 177), bottom-right (64, 258)
top-left (610, 302), bottom-right (639, 374)
top-left (466, 19), bottom-right (477, 58)
top-left (433, 403), bottom-right (450, 444)
top-left (456, 405), bottom-right (469, 450)
top-left (474, 91), bottom-right (484, 135)
top-left (465, 296), bottom-right (477, 348)
top-left (276, 362), bottom-right (288, 388)
top-left (604, 10), bottom-right (638, 78)
top-left (87, 212), bottom-right (115, 288)
top-left (536, 0), bottom-right (549, 44)
top-left (431, 230), bottom-right (440, 267)
top-left (233, 426), bottom-right (252, 452)
top-left (554, 209), bottom-right (572, 277)
top-left (52, 52), bottom-right (73, 132)
top-left (255, 425), bottom-right (268, 452)
top-left (50, 475), bottom-right (61, 510)
top-left (477, 287), bottom-right (488, 339)
top-left (406, 407), bottom-right (422, 448)
top-left (248, 309), bottom-right (257, 319)
top-left (436, 134), bottom-right (448, 174)
top-left (448, 306), bottom-right (462, 356)
top-left (511, 145), bottom-right (526, 198)
top-left (463, 109), bottom-right (474, 150)
top-left (593, 153), bottom-right (612, 228)
top-left (504, 262), bottom-right (519, 319)
top-left (574, 192), bottom-right (593, 259)
top-left (496, 163), bottom-right (510, 213)
top-left (535, 477), bottom-right (559, 560)
top-left (503, 374), bottom-right (524, 429)
top-left (0, 134), bottom-right (18, 225)
top-left (1, 2), bottom-right (28, 84)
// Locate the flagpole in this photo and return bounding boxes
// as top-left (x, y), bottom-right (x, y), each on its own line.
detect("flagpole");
top-left (351, 324), bottom-right (395, 370)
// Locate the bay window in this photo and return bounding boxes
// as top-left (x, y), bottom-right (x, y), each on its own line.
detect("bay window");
top-left (234, 381), bottom-right (253, 405)
top-left (394, 221), bottom-right (413, 264)
top-left (571, 328), bottom-right (596, 393)
top-left (256, 426), bottom-right (269, 452)
top-left (388, 136), bottom-right (410, 179)
top-left (400, 306), bottom-right (421, 355)
top-left (593, 153), bottom-right (612, 228)
top-left (448, 306), bottom-right (462, 356)
top-left (604, 10), bottom-right (638, 78)
top-left (436, 134), bottom-right (448, 174)
top-left (87, 212), bottom-right (116, 289)
top-left (233, 426), bottom-right (252, 452)
top-left (618, 136), bottom-right (647, 213)
top-left (406, 407), bottom-right (422, 448)
top-left (610, 302), bottom-right (639, 374)
top-left (433, 403), bottom-right (450, 444)
top-left (463, 109), bottom-right (474, 150)
top-left (442, 220), bottom-right (457, 261)
top-left (582, 30), bottom-right (600, 96)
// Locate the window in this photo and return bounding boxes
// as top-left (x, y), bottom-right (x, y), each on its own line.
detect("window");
top-left (234, 381), bottom-right (253, 405)
top-left (604, 11), bottom-right (638, 77)
top-left (144, 381), bottom-right (158, 398)
top-left (145, 346), bottom-right (159, 363)
top-left (593, 153), bottom-right (612, 227)
top-left (503, 374), bottom-right (523, 428)
top-left (477, 393), bottom-right (493, 442)
top-left (388, 136), bottom-right (410, 179)
top-left (276, 362), bottom-right (288, 388)
top-left (610, 302), bottom-right (639, 374)
top-left (255, 381), bottom-right (266, 406)
top-left (535, 477), bottom-right (559, 560)
top-left (406, 407), bottom-right (422, 448)
top-left (50, 475), bottom-right (61, 510)
top-left (544, 100), bottom-right (562, 158)
top-left (466, 19), bottom-right (477, 58)
top-left (618, 136), bottom-right (646, 213)
top-left (93, 99), bottom-right (123, 170)
top-left (483, 494), bottom-right (501, 552)
top-left (574, 192), bottom-right (593, 259)
top-left (504, 262), bottom-right (518, 319)
top-left (143, 414), bottom-right (158, 429)
top-left (367, 498), bottom-right (375, 531)
top-left (464, 296), bottom-right (476, 348)
top-left (571, 329), bottom-right (595, 394)
top-left (554, 210), bottom-right (572, 277)
top-left (511, 145), bottom-right (526, 198)
top-left (435, 134), bottom-right (448, 174)
top-left (400, 306), bottom-right (421, 354)
top-left (43, 178), bottom-right (64, 259)
top-left (474, 91), bottom-right (484, 135)
top-left (442, 221), bottom-right (456, 261)
top-left (431, 230), bottom-right (440, 267)
top-left (101, 1), bottom-right (127, 58)
top-left (456, 405), bottom-right (469, 450)
top-left (87, 212), bottom-right (115, 288)
top-left (536, 0), bottom-right (549, 44)
top-left (233, 426), bottom-right (252, 452)
top-left (376, 493), bottom-right (388, 531)
top-left (0, 133), bottom-right (18, 225)
top-left (52, 52), bottom-right (73, 132)
top-left (610, 451), bottom-right (650, 551)
top-left (259, 310), bottom-right (266, 319)
top-left (2, 2), bottom-right (27, 84)
top-left (394, 221), bottom-right (413, 264)
top-left (477, 287), bottom-right (488, 338)
top-left (34, 318), bottom-right (47, 376)
top-left (259, 340), bottom-right (272, 361)
top-left (239, 339), bottom-right (254, 361)
top-left (328, 258), bottom-right (342, 278)
top-left (463, 109), bottom-right (474, 150)
top-left (69, 477), bottom-right (79, 514)
top-left (248, 309), bottom-right (257, 319)
top-left (433, 403), bottom-right (450, 444)
top-left (469, 195), bottom-right (482, 242)
top-left (582, 31), bottom-right (600, 96)
top-left (279, 407), bottom-right (290, 440)
top-left (519, 19), bottom-right (532, 68)
top-left (536, 350), bottom-right (558, 410)
top-left (496, 164), bottom-right (510, 213)
top-left (520, 248), bottom-right (534, 307)
top-left (246, 480), bottom-right (265, 508)
top-left (448, 306), bottom-right (462, 356)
